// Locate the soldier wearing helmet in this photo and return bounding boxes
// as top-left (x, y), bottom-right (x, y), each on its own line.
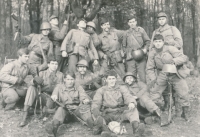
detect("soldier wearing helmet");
top-left (123, 15), bottom-right (150, 83)
top-left (48, 15), bottom-right (69, 72)
top-left (19, 22), bottom-right (53, 76)
top-left (150, 12), bottom-right (183, 51)
top-left (60, 19), bottom-right (99, 75)
top-left (75, 59), bottom-right (107, 98)
top-left (146, 34), bottom-right (190, 122)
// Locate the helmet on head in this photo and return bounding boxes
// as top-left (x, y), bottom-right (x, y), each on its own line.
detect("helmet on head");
top-left (76, 59), bottom-right (88, 67)
top-left (162, 64), bottom-right (177, 73)
top-left (49, 15), bottom-right (58, 21)
top-left (123, 72), bottom-right (137, 82)
top-left (132, 49), bottom-right (144, 62)
top-left (87, 21), bottom-right (96, 30)
top-left (40, 22), bottom-right (51, 30)
top-left (157, 12), bottom-right (167, 18)
top-left (77, 20), bottom-right (86, 28)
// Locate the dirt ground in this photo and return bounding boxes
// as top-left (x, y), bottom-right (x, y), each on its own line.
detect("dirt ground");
top-left (0, 76), bottom-right (200, 137)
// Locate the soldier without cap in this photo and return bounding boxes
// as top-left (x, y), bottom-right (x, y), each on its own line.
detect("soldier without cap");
top-left (0, 48), bottom-right (29, 110)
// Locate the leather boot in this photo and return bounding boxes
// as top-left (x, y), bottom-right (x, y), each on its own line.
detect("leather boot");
top-left (162, 95), bottom-right (169, 111)
top-left (86, 117), bottom-right (94, 129)
top-left (93, 116), bottom-right (105, 135)
top-left (131, 121), bottom-right (145, 137)
top-left (45, 120), bottom-right (60, 137)
top-left (19, 105), bottom-right (30, 127)
top-left (181, 106), bottom-right (190, 121)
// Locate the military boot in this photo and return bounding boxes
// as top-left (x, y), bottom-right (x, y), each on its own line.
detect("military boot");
top-left (19, 105), bottom-right (30, 127)
top-left (93, 116), bottom-right (105, 135)
top-left (45, 120), bottom-right (60, 137)
top-left (86, 117), bottom-right (94, 129)
top-left (5, 102), bottom-right (16, 111)
top-left (181, 106), bottom-right (190, 121)
top-left (144, 116), bottom-right (160, 125)
top-left (161, 95), bottom-right (169, 111)
top-left (131, 121), bottom-right (145, 137)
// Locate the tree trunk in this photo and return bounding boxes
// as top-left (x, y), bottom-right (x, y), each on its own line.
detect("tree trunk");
top-left (0, 0), bottom-right (6, 61)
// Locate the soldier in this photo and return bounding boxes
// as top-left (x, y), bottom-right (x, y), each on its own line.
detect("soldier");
top-left (123, 72), bottom-right (161, 124)
top-left (48, 15), bottom-right (69, 71)
top-left (146, 34), bottom-right (190, 121)
top-left (150, 12), bottom-right (183, 51)
top-left (61, 20), bottom-right (99, 74)
top-left (19, 58), bottom-right (64, 127)
top-left (0, 48), bottom-right (29, 110)
top-left (92, 70), bottom-right (145, 137)
top-left (45, 72), bottom-right (93, 136)
top-left (75, 59), bottom-right (107, 99)
top-left (98, 18), bottom-right (125, 78)
top-left (123, 15), bottom-right (150, 83)
top-left (20, 22), bottom-right (54, 75)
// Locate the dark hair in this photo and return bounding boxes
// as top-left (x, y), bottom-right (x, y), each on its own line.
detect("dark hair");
top-left (17, 48), bottom-right (29, 56)
top-left (105, 70), bottom-right (117, 78)
top-left (64, 71), bottom-right (75, 79)
top-left (127, 15), bottom-right (137, 22)
top-left (153, 34), bottom-right (164, 41)
top-left (47, 57), bottom-right (58, 63)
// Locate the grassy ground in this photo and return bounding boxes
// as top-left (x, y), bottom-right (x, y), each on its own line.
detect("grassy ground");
top-left (0, 76), bottom-right (200, 137)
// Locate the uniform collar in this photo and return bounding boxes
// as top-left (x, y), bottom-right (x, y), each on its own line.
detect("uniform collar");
top-left (158, 24), bottom-right (171, 32)
top-left (129, 27), bottom-right (139, 32)
top-left (102, 31), bottom-right (112, 38)
top-left (15, 59), bottom-right (27, 68)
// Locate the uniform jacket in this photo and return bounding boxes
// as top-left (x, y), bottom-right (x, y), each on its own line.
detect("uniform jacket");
top-left (92, 85), bottom-right (137, 110)
top-left (0, 60), bottom-right (29, 88)
top-left (98, 29), bottom-right (124, 58)
top-left (38, 69), bottom-right (64, 94)
top-left (146, 45), bottom-right (187, 81)
top-left (90, 33), bottom-right (101, 48)
top-left (150, 24), bottom-right (183, 50)
top-left (125, 82), bottom-right (148, 98)
top-left (52, 83), bottom-right (89, 105)
top-left (49, 24), bottom-right (68, 56)
top-left (123, 27), bottom-right (150, 51)
top-left (60, 29), bottom-right (98, 59)
top-left (21, 34), bottom-right (53, 64)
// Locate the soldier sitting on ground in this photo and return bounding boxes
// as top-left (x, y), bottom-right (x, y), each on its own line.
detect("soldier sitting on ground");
top-left (92, 70), bottom-right (145, 137)
top-left (19, 57), bottom-right (64, 127)
top-left (45, 72), bottom-right (93, 136)
top-left (0, 48), bottom-right (29, 110)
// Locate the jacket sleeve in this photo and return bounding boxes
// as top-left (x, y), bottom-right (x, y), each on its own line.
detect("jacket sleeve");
top-left (91, 33), bottom-right (101, 48)
top-left (50, 25), bottom-right (68, 41)
top-left (77, 86), bottom-right (90, 101)
top-left (168, 46), bottom-right (187, 65)
top-left (89, 37), bottom-right (99, 60)
top-left (171, 26), bottom-right (183, 49)
top-left (141, 28), bottom-right (150, 50)
top-left (20, 33), bottom-right (35, 45)
top-left (0, 63), bottom-right (18, 84)
top-left (47, 42), bottom-right (54, 58)
top-left (91, 88), bottom-right (103, 110)
top-left (60, 30), bottom-right (73, 51)
top-left (146, 50), bottom-right (157, 81)
top-left (120, 86), bottom-right (137, 105)
top-left (52, 84), bottom-right (60, 97)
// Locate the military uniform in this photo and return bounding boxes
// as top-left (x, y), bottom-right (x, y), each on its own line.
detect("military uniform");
top-left (49, 24), bottom-right (68, 71)
top-left (125, 81), bottom-right (158, 113)
top-left (0, 60), bottom-right (29, 108)
top-left (61, 29), bottom-right (99, 74)
top-left (146, 46), bottom-right (190, 107)
top-left (21, 34), bottom-right (54, 75)
top-left (92, 85), bottom-right (139, 124)
top-left (123, 27), bottom-right (150, 83)
top-left (98, 29), bottom-right (125, 78)
top-left (150, 24), bottom-right (183, 50)
top-left (52, 84), bottom-right (92, 124)
top-left (24, 69), bottom-right (64, 108)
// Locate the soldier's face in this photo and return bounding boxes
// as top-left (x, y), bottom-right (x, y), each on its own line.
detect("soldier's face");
top-left (19, 54), bottom-right (29, 64)
top-left (106, 76), bottom-right (116, 87)
top-left (101, 22), bottom-right (110, 32)
top-left (50, 18), bottom-right (59, 25)
top-left (153, 39), bottom-right (164, 49)
top-left (158, 17), bottom-right (167, 26)
top-left (77, 66), bottom-right (87, 75)
top-left (48, 61), bottom-right (58, 72)
top-left (125, 76), bottom-right (135, 85)
top-left (128, 18), bottom-right (137, 28)
top-left (86, 26), bottom-right (95, 34)
top-left (41, 29), bottom-right (51, 36)
top-left (64, 75), bottom-right (75, 87)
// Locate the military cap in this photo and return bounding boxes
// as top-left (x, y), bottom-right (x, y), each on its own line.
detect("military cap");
top-left (123, 72), bottom-right (137, 82)
top-left (100, 18), bottom-right (109, 25)
top-left (127, 15), bottom-right (137, 21)
top-left (76, 59), bottom-right (88, 67)
top-left (17, 48), bottom-right (29, 56)
top-left (153, 34), bottom-right (164, 41)
top-left (87, 21), bottom-right (96, 30)
top-left (105, 70), bottom-right (117, 78)
top-left (49, 15), bottom-right (58, 21)
top-left (157, 12), bottom-right (167, 18)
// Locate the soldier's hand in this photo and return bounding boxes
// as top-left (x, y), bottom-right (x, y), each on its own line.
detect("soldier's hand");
top-left (83, 99), bottom-right (90, 104)
top-left (51, 95), bottom-right (58, 102)
top-left (62, 51), bottom-right (68, 57)
top-left (63, 20), bottom-right (68, 25)
top-left (128, 103), bottom-right (135, 110)
top-left (142, 48), bottom-right (147, 54)
top-left (33, 76), bottom-right (44, 85)
top-left (16, 77), bottom-right (23, 84)
top-left (93, 60), bottom-right (98, 65)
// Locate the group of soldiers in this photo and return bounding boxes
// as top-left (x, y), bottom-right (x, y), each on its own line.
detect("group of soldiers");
top-left (0, 11), bottom-right (194, 137)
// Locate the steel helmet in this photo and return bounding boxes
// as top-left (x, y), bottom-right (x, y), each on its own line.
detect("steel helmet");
top-left (157, 12), bottom-right (167, 18)
top-left (87, 21), bottom-right (96, 30)
top-left (132, 49), bottom-right (144, 62)
top-left (40, 22), bottom-right (51, 30)
top-left (123, 72), bottom-right (137, 82)
top-left (76, 59), bottom-right (88, 67)
top-left (162, 64), bottom-right (177, 73)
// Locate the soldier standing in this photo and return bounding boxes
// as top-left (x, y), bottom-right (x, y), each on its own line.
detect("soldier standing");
top-left (48, 15), bottom-right (69, 71)
top-left (61, 20), bottom-right (99, 74)
top-left (123, 15), bottom-right (150, 83)
top-left (0, 48), bottom-right (29, 110)
top-left (146, 34), bottom-right (190, 121)
top-left (19, 58), bottom-right (64, 127)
